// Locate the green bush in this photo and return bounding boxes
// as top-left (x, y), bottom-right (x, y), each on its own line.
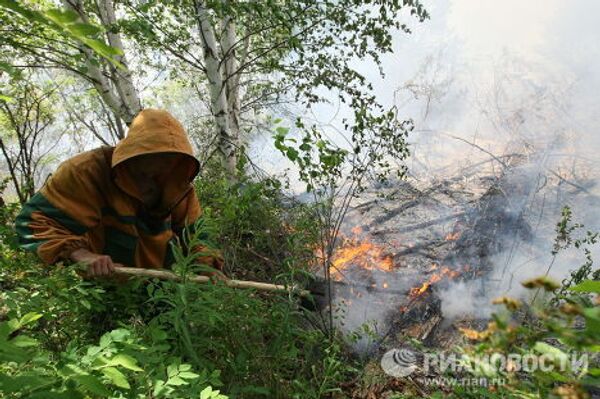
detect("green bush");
top-left (196, 170), bottom-right (318, 283)
top-left (0, 173), bottom-right (355, 399)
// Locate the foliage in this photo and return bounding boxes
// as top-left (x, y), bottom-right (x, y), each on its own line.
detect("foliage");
top-left (119, 0), bottom-right (428, 170)
top-left (196, 169), bottom-right (319, 282)
top-left (0, 312), bottom-right (227, 398)
top-left (0, 77), bottom-right (60, 203)
top-left (552, 206), bottom-right (600, 300)
top-left (0, 0), bottom-right (123, 100)
top-left (0, 172), bottom-right (357, 399)
top-left (0, 0), bottom-right (122, 64)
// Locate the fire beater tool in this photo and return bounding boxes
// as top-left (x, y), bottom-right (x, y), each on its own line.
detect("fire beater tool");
top-left (111, 266), bottom-right (407, 311)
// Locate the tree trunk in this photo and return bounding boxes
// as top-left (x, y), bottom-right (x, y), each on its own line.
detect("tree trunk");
top-left (220, 12), bottom-right (242, 162)
top-left (61, 0), bottom-right (141, 130)
top-left (195, 0), bottom-right (237, 175)
top-left (95, 0), bottom-right (141, 123)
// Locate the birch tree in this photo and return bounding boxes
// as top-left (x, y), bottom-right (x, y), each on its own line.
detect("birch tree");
top-left (1, 0), bottom-right (141, 140)
top-left (122, 0), bottom-right (429, 175)
top-left (61, 0), bottom-right (141, 129)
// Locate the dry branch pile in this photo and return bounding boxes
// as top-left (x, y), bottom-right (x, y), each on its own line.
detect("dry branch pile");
top-left (326, 145), bottom-right (597, 395)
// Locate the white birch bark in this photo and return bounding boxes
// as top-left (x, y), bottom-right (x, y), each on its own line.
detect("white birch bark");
top-left (220, 13), bottom-right (241, 157)
top-left (62, 0), bottom-right (140, 129)
top-left (95, 0), bottom-right (141, 122)
top-left (195, 0), bottom-right (237, 174)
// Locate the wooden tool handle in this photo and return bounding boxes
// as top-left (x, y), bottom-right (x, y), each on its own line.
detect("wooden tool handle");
top-left (113, 266), bottom-right (311, 297)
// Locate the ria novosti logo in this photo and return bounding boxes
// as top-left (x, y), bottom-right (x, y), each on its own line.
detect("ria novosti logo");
top-left (381, 347), bottom-right (588, 379)
top-left (380, 347), bottom-right (418, 377)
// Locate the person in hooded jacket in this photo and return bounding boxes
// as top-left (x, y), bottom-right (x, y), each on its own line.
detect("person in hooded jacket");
top-left (15, 109), bottom-right (224, 279)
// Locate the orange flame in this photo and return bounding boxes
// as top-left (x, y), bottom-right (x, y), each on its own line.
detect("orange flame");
top-left (330, 238), bottom-right (394, 280)
top-left (408, 266), bottom-right (461, 299)
top-left (445, 231), bottom-right (461, 241)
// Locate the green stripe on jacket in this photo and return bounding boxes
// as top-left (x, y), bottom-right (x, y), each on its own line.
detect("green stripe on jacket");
top-left (15, 192), bottom-right (88, 252)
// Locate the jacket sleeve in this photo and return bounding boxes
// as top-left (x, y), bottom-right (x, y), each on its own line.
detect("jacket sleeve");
top-left (171, 189), bottom-right (224, 271)
top-left (15, 159), bottom-right (102, 265)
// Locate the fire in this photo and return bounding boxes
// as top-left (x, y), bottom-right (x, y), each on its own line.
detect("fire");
top-left (408, 266), bottom-right (461, 298)
top-left (350, 226), bottom-right (363, 235)
top-left (458, 322), bottom-right (498, 341)
top-left (330, 237), bottom-right (395, 280)
top-left (445, 231), bottom-right (461, 241)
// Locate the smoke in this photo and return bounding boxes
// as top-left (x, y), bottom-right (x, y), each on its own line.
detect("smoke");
top-left (332, 270), bottom-right (419, 351)
top-left (438, 156), bottom-right (600, 320)
top-left (250, 1), bottom-right (600, 338)
top-left (331, 42), bottom-right (600, 332)
top-left (397, 1), bottom-right (600, 321)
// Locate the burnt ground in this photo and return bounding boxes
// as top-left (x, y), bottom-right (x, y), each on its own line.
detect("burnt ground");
top-left (325, 151), bottom-right (599, 396)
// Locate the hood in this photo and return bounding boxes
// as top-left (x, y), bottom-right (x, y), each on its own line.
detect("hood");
top-left (112, 109), bottom-right (200, 213)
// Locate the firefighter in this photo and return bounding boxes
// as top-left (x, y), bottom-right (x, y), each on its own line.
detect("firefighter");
top-left (15, 108), bottom-right (223, 278)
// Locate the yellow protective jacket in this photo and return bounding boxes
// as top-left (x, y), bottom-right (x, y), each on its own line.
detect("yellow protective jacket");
top-left (15, 109), bottom-right (222, 270)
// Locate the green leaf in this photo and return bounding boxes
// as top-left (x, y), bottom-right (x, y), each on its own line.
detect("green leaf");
top-left (533, 342), bottom-right (569, 365)
top-left (108, 354), bottom-right (143, 372)
top-left (108, 328), bottom-right (130, 342)
top-left (83, 38), bottom-right (123, 57)
top-left (45, 8), bottom-right (79, 24)
top-left (11, 335), bottom-right (39, 348)
top-left (583, 307), bottom-right (600, 334)
top-left (167, 363), bottom-right (178, 377)
top-left (1, 321), bottom-right (16, 338)
top-left (152, 379), bottom-right (168, 397)
top-left (178, 371), bottom-right (199, 379)
top-left (166, 376), bottom-right (187, 386)
top-left (0, 374), bottom-right (55, 394)
top-left (79, 299), bottom-right (91, 310)
top-left (570, 280), bottom-right (600, 293)
top-left (286, 148), bottom-right (299, 161)
top-left (0, 340), bottom-right (32, 363)
top-left (545, 370), bottom-right (569, 382)
top-left (68, 22), bottom-right (102, 37)
top-left (275, 126), bottom-right (289, 135)
top-left (200, 386), bottom-right (227, 399)
top-left (99, 334), bottom-right (111, 348)
top-left (20, 312), bottom-right (43, 326)
top-left (72, 374), bottom-right (111, 396)
top-left (201, 386), bottom-right (218, 399)
top-left (179, 363), bottom-right (192, 371)
top-left (102, 366), bottom-right (130, 389)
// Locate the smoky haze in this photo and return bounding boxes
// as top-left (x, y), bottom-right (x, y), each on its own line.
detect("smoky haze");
top-left (276, 0), bottom-right (600, 340)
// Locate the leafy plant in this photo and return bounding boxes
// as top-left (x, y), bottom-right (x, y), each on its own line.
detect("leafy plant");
top-left (443, 210), bottom-right (600, 398)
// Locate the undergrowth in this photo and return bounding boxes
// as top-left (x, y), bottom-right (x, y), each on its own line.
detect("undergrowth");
top-left (0, 174), bottom-right (357, 398)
